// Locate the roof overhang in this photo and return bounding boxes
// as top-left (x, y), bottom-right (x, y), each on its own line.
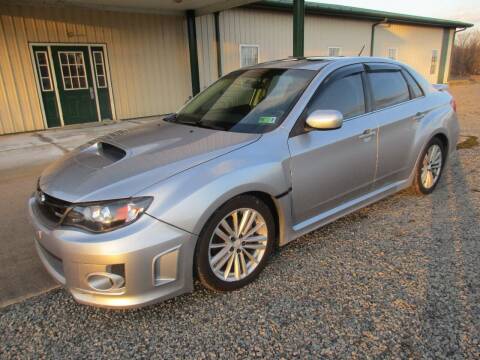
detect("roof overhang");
top-left (6, 0), bottom-right (259, 15)
top-left (250, 0), bottom-right (474, 29)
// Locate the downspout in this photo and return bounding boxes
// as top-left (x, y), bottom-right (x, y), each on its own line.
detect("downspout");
top-left (186, 10), bottom-right (200, 96)
top-left (370, 18), bottom-right (388, 56)
top-left (214, 12), bottom-right (222, 78)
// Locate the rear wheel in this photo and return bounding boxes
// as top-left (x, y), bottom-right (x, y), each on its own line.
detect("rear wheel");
top-left (195, 195), bottom-right (275, 291)
top-left (412, 138), bottom-right (445, 194)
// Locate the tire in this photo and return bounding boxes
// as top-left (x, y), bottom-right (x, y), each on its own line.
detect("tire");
top-left (195, 195), bottom-right (275, 292)
top-left (412, 137), bottom-right (446, 195)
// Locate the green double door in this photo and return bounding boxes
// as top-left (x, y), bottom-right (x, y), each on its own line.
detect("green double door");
top-left (32, 45), bottom-right (112, 127)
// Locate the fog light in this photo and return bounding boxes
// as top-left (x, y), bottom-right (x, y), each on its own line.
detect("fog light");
top-left (86, 272), bottom-right (125, 291)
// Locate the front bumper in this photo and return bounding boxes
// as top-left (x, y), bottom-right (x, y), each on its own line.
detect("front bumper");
top-left (28, 197), bottom-right (196, 308)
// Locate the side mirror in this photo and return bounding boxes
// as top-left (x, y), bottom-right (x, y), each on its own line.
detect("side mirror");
top-left (305, 110), bottom-right (343, 131)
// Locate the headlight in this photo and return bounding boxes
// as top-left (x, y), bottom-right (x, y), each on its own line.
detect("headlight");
top-left (62, 197), bottom-right (153, 233)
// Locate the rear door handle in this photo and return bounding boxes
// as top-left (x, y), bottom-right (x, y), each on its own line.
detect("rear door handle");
top-left (358, 128), bottom-right (376, 139)
top-left (413, 112), bottom-right (425, 121)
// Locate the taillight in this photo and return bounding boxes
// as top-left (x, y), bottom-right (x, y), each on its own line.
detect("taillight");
top-left (450, 98), bottom-right (457, 112)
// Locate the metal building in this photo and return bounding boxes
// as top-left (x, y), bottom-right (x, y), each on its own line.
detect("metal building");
top-left (0, 0), bottom-right (472, 135)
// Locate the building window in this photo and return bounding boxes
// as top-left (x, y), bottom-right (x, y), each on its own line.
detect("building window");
top-left (240, 45), bottom-right (259, 68)
top-left (93, 51), bottom-right (107, 88)
top-left (58, 51), bottom-right (88, 90)
top-left (430, 49), bottom-right (439, 75)
top-left (387, 48), bottom-right (398, 60)
top-left (328, 47), bottom-right (341, 57)
top-left (35, 51), bottom-right (53, 92)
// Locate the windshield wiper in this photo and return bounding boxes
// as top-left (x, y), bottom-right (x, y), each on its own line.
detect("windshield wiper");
top-left (163, 113), bottom-right (177, 122)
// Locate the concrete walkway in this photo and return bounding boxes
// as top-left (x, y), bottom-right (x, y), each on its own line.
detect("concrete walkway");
top-left (0, 117), bottom-right (157, 307)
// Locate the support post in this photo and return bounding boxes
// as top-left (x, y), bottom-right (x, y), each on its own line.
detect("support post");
top-left (186, 10), bottom-right (200, 95)
top-left (437, 28), bottom-right (451, 84)
top-left (293, 0), bottom-right (304, 57)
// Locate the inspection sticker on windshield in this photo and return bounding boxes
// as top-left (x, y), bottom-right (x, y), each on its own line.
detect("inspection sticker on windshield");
top-left (258, 116), bottom-right (277, 125)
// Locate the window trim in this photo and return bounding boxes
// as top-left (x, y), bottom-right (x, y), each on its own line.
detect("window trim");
top-left (239, 44), bottom-right (260, 68)
top-left (328, 46), bottom-right (342, 57)
top-left (289, 62), bottom-right (428, 138)
top-left (35, 51), bottom-right (53, 92)
top-left (58, 51), bottom-right (89, 91)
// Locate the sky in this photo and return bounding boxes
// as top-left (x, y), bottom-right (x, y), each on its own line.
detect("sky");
top-left (310, 0), bottom-right (479, 30)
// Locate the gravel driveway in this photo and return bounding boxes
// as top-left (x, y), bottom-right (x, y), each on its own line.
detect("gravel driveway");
top-left (1, 84), bottom-right (479, 359)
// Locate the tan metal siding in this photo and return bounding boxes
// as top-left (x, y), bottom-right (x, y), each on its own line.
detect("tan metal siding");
top-left (305, 15), bottom-right (372, 56)
top-left (373, 23), bottom-right (444, 83)
top-left (219, 8), bottom-right (292, 74)
top-left (196, 14), bottom-right (218, 90)
top-left (0, 4), bottom-right (191, 135)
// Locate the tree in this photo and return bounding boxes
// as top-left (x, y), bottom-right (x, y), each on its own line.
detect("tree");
top-left (451, 30), bottom-right (480, 77)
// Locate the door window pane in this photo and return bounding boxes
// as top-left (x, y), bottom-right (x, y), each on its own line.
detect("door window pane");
top-left (240, 45), bottom-right (259, 68)
top-left (35, 51), bottom-right (53, 92)
top-left (58, 51), bottom-right (88, 90)
top-left (309, 73), bottom-right (365, 119)
top-left (92, 50), bottom-right (107, 88)
top-left (368, 71), bottom-right (410, 110)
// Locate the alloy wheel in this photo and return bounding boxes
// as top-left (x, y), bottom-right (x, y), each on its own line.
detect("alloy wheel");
top-left (208, 208), bottom-right (268, 282)
top-left (421, 144), bottom-right (443, 189)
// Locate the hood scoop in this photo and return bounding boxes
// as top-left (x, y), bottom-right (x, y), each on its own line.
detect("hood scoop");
top-left (97, 142), bottom-right (126, 162)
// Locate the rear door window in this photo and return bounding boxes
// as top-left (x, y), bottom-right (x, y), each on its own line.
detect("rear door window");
top-left (368, 70), bottom-right (410, 110)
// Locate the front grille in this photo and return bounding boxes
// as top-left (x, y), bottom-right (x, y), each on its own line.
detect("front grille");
top-left (36, 190), bottom-right (71, 224)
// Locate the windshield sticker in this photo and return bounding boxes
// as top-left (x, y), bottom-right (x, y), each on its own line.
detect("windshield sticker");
top-left (258, 116), bottom-right (277, 125)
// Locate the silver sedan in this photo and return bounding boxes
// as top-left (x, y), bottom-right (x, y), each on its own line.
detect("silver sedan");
top-left (28, 57), bottom-right (459, 308)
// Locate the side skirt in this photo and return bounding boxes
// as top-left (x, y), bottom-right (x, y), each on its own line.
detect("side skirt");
top-left (282, 178), bottom-right (412, 245)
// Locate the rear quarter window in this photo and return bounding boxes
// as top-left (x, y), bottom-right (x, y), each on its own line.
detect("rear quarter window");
top-left (368, 71), bottom-right (410, 110)
top-left (402, 70), bottom-right (424, 99)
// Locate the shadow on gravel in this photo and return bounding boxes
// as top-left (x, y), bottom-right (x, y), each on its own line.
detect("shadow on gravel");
top-left (422, 153), bottom-right (480, 355)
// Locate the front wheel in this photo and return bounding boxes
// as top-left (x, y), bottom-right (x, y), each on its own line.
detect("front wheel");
top-left (195, 195), bottom-right (275, 292)
top-left (412, 138), bottom-right (445, 194)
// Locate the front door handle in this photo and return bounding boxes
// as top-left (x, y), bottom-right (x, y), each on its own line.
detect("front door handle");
top-left (89, 87), bottom-right (95, 99)
top-left (358, 128), bottom-right (376, 140)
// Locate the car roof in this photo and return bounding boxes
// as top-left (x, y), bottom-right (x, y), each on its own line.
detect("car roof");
top-left (250, 56), bottom-right (400, 71)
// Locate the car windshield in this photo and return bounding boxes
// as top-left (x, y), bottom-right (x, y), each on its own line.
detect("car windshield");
top-left (174, 68), bottom-right (315, 133)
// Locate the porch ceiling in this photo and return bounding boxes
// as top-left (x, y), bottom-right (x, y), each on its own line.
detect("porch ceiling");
top-left (19, 0), bottom-right (259, 15)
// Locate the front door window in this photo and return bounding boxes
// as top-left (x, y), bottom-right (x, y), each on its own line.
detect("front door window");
top-left (58, 52), bottom-right (88, 90)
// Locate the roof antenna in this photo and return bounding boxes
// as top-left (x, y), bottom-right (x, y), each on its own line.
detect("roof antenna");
top-left (358, 44), bottom-right (366, 56)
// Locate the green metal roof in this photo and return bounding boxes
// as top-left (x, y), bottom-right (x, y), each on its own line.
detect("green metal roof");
top-left (250, 0), bottom-right (473, 29)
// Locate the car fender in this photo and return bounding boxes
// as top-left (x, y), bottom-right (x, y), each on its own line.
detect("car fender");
top-left (136, 134), bottom-right (292, 237)
top-left (408, 94), bottom-right (457, 173)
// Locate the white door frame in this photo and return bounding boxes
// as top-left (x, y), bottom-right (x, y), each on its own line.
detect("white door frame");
top-left (29, 42), bottom-right (117, 129)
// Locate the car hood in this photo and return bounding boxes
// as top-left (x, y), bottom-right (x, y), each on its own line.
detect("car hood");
top-left (39, 120), bottom-right (260, 202)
